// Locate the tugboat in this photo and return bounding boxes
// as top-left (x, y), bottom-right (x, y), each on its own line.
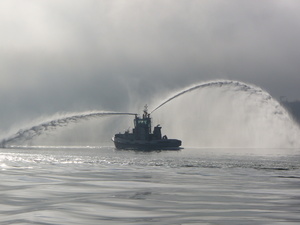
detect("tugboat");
top-left (112, 105), bottom-right (182, 150)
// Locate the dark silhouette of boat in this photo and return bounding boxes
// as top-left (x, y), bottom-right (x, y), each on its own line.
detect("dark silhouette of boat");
top-left (112, 105), bottom-right (182, 150)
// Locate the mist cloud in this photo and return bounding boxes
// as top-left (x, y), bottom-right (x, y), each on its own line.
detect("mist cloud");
top-left (1, 0), bottom-right (300, 132)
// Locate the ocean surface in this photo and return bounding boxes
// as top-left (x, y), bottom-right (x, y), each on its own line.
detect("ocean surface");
top-left (0, 146), bottom-right (299, 225)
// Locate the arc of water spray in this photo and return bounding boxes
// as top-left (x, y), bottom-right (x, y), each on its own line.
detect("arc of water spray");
top-left (148, 79), bottom-right (300, 148)
top-left (0, 111), bottom-right (136, 147)
top-left (150, 80), bottom-right (270, 114)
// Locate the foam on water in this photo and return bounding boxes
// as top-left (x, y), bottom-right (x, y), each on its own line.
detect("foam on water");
top-left (150, 80), bottom-right (300, 148)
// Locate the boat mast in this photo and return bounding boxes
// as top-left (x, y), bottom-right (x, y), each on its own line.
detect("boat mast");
top-left (143, 104), bottom-right (148, 118)
top-left (143, 104), bottom-right (151, 134)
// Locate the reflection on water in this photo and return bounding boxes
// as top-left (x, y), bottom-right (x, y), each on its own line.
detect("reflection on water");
top-left (0, 146), bottom-right (300, 224)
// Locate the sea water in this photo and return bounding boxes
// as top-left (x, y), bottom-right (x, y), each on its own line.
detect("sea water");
top-left (1, 146), bottom-right (299, 225)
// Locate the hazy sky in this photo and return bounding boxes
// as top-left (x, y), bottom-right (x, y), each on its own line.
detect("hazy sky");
top-left (1, 0), bottom-right (300, 131)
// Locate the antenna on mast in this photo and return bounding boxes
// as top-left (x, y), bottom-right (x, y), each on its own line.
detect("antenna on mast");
top-left (143, 104), bottom-right (149, 117)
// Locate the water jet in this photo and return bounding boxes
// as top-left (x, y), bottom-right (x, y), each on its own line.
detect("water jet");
top-left (0, 111), bottom-right (136, 147)
top-left (150, 80), bottom-right (300, 148)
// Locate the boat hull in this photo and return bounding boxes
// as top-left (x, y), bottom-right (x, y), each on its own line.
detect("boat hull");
top-left (112, 137), bottom-right (182, 150)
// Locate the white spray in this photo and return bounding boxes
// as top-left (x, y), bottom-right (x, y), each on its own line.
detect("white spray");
top-left (1, 80), bottom-right (299, 149)
top-left (150, 80), bottom-right (300, 148)
top-left (0, 111), bottom-right (136, 147)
